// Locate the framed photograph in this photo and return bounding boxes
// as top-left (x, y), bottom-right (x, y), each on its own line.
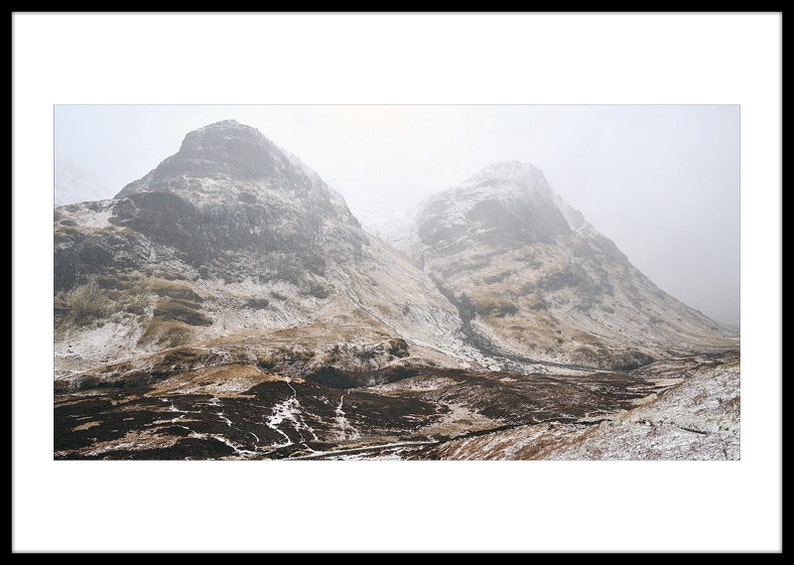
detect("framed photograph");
top-left (14, 12), bottom-right (781, 553)
top-left (52, 104), bottom-right (740, 463)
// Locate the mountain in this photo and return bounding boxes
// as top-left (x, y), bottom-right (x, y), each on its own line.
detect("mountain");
top-left (54, 120), bottom-right (484, 386)
top-left (398, 160), bottom-right (736, 371)
top-left (53, 121), bottom-right (738, 460)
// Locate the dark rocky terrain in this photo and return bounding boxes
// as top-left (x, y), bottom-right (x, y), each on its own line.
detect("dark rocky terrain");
top-left (55, 349), bottom-right (738, 460)
top-left (54, 120), bottom-right (739, 460)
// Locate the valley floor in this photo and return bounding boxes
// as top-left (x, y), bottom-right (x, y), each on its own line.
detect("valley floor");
top-left (54, 350), bottom-right (739, 461)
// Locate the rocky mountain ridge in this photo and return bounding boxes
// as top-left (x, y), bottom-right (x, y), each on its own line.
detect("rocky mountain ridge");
top-left (399, 160), bottom-right (735, 370)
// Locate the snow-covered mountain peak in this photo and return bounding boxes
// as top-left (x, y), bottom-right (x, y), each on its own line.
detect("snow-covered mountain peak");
top-left (465, 160), bottom-right (544, 182)
top-left (177, 119), bottom-right (273, 159)
top-left (109, 120), bottom-right (364, 238)
top-left (115, 119), bottom-right (317, 202)
top-left (416, 161), bottom-right (571, 248)
top-left (460, 160), bottom-right (551, 197)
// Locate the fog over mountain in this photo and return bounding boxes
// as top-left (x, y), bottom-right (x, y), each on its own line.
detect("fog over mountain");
top-left (54, 159), bottom-right (111, 207)
top-left (54, 105), bottom-right (740, 327)
top-left (53, 119), bottom-right (739, 461)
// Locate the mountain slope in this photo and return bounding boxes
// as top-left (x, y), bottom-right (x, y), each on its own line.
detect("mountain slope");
top-left (400, 353), bottom-right (739, 461)
top-left (54, 120), bottom-right (485, 385)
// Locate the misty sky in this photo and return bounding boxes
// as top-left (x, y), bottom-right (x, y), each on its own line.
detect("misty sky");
top-left (54, 104), bottom-right (740, 326)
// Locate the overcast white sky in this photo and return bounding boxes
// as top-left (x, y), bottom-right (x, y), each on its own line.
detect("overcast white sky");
top-left (55, 104), bottom-right (739, 326)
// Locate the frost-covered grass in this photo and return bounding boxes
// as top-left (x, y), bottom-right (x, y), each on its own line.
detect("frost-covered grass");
top-left (540, 361), bottom-right (740, 460)
top-left (55, 200), bottom-right (115, 229)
